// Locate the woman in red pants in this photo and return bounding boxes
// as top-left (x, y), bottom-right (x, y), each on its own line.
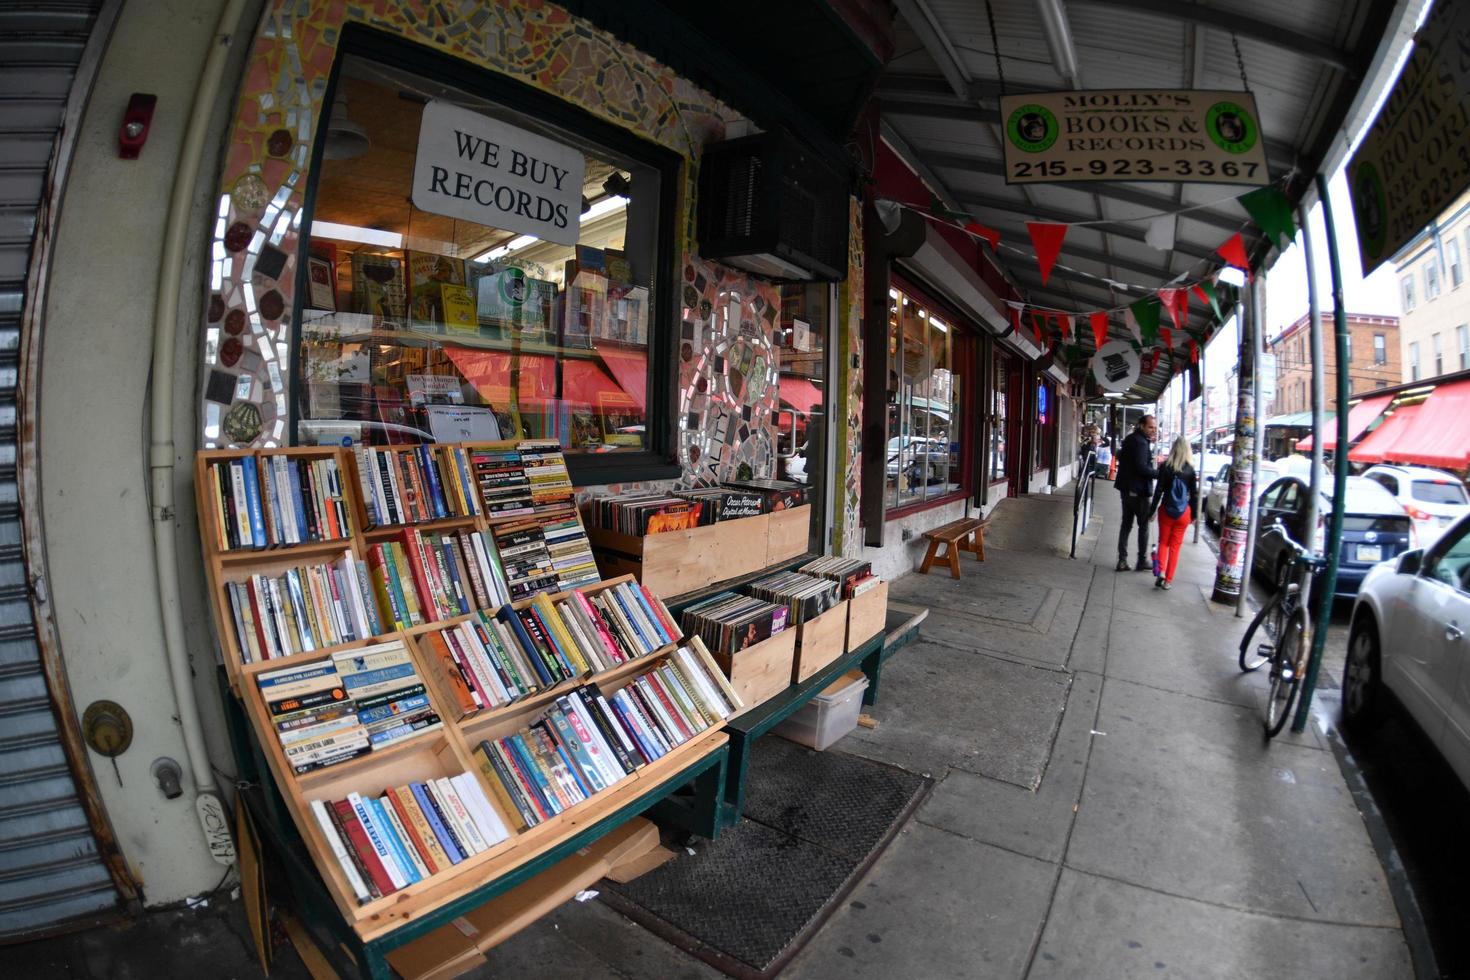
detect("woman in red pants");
top-left (1148, 436), bottom-right (1200, 590)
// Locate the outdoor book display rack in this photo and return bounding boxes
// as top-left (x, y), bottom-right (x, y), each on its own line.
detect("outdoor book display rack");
top-left (197, 444), bottom-right (731, 980)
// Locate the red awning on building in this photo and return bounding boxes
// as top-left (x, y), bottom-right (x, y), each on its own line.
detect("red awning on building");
top-left (1380, 379), bottom-right (1470, 470)
top-left (778, 377), bottom-right (824, 416)
top-left (1347, 403), bottom-right (1421, 465)
top-left (1297, 394), bottom-right (1391, 452)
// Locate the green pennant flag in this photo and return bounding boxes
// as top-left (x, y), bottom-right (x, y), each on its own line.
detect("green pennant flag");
top-left (1240, 187), bottom-right (1297, 249)
top-left (1129, 297), bottom-right (1161, 345)
top-left (1192, 280), bottom-right (1222, 321)
top-left (928, 194), bottom-right (970, 223)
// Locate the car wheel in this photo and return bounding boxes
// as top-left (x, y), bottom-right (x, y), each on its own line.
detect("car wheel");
top-left (1341, 616), bottom-right (1383, 730)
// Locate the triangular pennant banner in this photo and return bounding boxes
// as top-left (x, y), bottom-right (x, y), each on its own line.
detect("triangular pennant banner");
top-left (1216, 232), bottom-right (1250, 274)
top-left (1158, 287), bottom-right (1188, 331)
top-left (1123, 305), bottom-right (1142, 343)
top-left (1027, 222), bottom-right (1069, 286)
top-left (1161, 326), bottom-right (1173, 351)
top-left (1054, 312), bottom-right (1071, 341)
top-left (1090, 311), bottom-right (1109, 349)
top-left (964, 221), bottom-right (1001, 251)
top-left (1030, 309), bottom-right (1046, 345)
top-left (1239, 187), bottom-right (1297, 249)
top-left (1189, 339), bottom-right (1200, 364)
top-left (928, 193), bottom-right (970, 223)
top-left (1129, 297), bottom-right (1162, 346)
top-left (1143, 349), bottom-right (1162, 375)
top-left (1193, 279), bottom-right (1222, 321)
top-left (1145, 212), bottom-right (1177, 252)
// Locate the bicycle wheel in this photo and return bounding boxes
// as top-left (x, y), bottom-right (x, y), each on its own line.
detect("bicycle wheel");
top-left (1264, 608), bottom-right (1308, 738)
top-left (1238, 593), bottom-right (1286, 673)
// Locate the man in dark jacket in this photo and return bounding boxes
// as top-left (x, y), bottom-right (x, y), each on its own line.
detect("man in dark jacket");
top-left (1114, 414), bottom-right (1158, 571)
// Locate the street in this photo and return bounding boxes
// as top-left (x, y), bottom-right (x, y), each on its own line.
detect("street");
top-left (1201, 520), bottom-right (1470, 979)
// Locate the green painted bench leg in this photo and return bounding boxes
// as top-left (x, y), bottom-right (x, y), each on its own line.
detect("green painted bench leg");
top-left (721, 728), bottom-right (754, 830)
top-left (861, 646), bottom-right (883, 706)
top-left (690, 746), bottom-right (728, 839)
top-left (362, 941), bottom-right (393, 980)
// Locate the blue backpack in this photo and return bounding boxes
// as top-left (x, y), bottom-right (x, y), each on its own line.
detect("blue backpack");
top-left (1164, 470), bottom-right (1190, 518)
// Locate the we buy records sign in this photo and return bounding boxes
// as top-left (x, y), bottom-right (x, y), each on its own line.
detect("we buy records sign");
top-left (1348, 0), bottom-right (1470, 275)
top-left (1000, 90), bottom-right (1270, 186)
top-left (412, 100), bottom-right (585, 247)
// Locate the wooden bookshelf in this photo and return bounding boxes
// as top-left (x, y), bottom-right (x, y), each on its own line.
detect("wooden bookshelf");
top-left (195, 445), bottom-right (732, 952)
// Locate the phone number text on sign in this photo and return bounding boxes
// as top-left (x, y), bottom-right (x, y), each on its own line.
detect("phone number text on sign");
top-left (1000, 90), bottom-right (1271, 187)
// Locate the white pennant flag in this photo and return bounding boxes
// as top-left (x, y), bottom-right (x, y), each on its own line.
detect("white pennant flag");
top-left (1123, 306), bottom-right (1143, 343)
top-left (1145, 212), bottom-right (1177, 252)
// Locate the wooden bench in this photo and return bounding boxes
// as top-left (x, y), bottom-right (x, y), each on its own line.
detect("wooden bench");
top-left (918, 517), bottom-right (990, 578)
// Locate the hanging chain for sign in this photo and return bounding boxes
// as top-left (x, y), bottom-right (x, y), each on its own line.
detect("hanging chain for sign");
top-left (1231, 32), bottom-right (1251, 92)
top-left (984, 0), bottom-right (1007, 95)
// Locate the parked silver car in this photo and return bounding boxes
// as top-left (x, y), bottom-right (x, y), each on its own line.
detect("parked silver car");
top-left (1343, 512), bottom-right (1470, 793)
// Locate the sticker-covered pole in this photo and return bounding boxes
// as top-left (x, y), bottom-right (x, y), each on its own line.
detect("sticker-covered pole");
top-left (1211, 291), bottom-right (1253, 605)
top-left (1235, 274), bottom-right (1266, 619)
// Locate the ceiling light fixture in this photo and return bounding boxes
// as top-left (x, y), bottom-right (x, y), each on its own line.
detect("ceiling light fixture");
top-left (472, 196), bottom-right (628, 263)
top-left (309, 221), bottom-right (402, 248)
top-left (324, 92), bottom-right (371, 160)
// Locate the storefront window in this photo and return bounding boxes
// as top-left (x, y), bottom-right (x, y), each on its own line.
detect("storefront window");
top-left (295, 55), bottom-right (670, 464)
top-left (885, 283), bottom-right (963, 509)
top-left (776, 283), bottom-right (831, 551)
top-left (990, 351), bottom-right (1009, 483)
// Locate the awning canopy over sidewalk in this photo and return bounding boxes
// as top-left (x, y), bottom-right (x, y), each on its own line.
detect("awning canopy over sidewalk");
top-left (1348, 403), bottom-right (1422, 465)
top-left (1376, 379), bottom-right (1470, 470)
top-left (1296, 394), bottom-right (1391, 452)
top-left (880, 0), bottom-right (1408, 402)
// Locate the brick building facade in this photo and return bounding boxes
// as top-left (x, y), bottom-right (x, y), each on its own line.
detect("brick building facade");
top-left (1268, 312), bottom-right (1401, 416)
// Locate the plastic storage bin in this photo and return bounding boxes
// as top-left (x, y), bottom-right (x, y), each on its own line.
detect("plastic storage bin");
top-left (772, 670), bottom-right (869, 751)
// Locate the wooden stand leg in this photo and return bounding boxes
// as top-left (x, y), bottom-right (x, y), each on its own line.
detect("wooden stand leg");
top-left (919, 538), bottom-right (940, 574)
top-left (946, 542), bottom-right (961, 579)
top-left (975, 530), bottom-right (986, 561)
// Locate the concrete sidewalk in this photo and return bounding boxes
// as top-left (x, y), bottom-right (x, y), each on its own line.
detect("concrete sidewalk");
top-left (783, 486), bottom-right (1410, 980)
top-left (14, 486), bottom-right (1413, 979)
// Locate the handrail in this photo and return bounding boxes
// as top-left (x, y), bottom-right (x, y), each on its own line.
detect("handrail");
top-left (1071, 450), bottom-right (1098, 558)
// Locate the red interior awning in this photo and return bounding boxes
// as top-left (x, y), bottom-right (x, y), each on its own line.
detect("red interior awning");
top-left (778, 377), bottom-right (824, 416)
top-left (1297, 394), bottom-right (1391, 452)
top-left (1381, 379), bottom-right (1470, 470)
top-left (1348, 403), bottom-right (1421, 465)
top-left (592, 342), bottom-right (647, 411)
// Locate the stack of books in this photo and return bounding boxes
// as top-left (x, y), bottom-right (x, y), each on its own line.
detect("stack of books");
top-left (470, 645), bottom-right (738, 830)
top-left (518, 440), bottom-right (574, 508)
top-left (420, 581), bottom-right (679, 719)
top-left (335, 643), bottom-right (441, 752)
top-left (255, 640), bottom-right (440, 776)
top-left (470, 445), bottom-right (534, 519)
top-left (798, 556), bottom-right (881, 599)
top-left (225, 550), bottom-right (381, 662)
top-left (490, 506), bottom-right (598, 599)
top-left (352, 445), bottom-right (479, 528)
top-left (207, 454), bottom-right (352, 551)
top-left (364, 529), bottom-right (509, 631)
top-left (742, 570), bottom-right (840, 625)
top-left (680, 592), bottom-right (789, 656)
top-left (308, 771), bottom-right (508, 904)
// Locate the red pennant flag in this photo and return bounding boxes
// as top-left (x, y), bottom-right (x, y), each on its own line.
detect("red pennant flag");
top-left (1191, 283), bottom-right (1209, 306)
top-left (1011, 305), bottom-right (1024, 336)
top-left (1143, 349), bottom-right (1162, 374)
top-left (1158, 287), bottom-right (1189, 331)
top-left (1215, 233), bottom-right (1250, 275)
top-left (1161, 327), bottom-right (1173, 350)
top-left (1027, 222), bottom-right (1068, 286)
top-left (964, 221), bottom-right (1000, 251)
top-left (1189, 340), bottom-right (1200, 364)
top-left (1053, 312), bottom-right (1071, 340)
top-left (1030, 310), bottom-right (1046, 345)
top-left (1090, 311), bottom-right (1109, 349)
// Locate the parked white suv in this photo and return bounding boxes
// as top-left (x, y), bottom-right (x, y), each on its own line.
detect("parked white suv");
top-left (1361, 464), bottom-right (1470, 549)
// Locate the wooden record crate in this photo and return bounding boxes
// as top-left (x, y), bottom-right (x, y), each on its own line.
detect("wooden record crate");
top-left (585, 512), bottom-right (773, 597)
top-left (765, 504), bottom-right (812, 565)
top-left (791, 599), bottom-right (849, 684)
top-left (707, 628), bottom-right (796, 709)
top-left (845, 580), bottom-right (889, 650)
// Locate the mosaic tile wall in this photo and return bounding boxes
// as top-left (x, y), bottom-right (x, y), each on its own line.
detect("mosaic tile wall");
top-left (200, 0), bottom-right (741, 448)
top-left (834, 196), bottom-right (864, 557)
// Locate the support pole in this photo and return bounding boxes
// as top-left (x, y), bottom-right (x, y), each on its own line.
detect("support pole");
top-left (1211, 292), bottom-right (1254, 604)
top-left (1194, 339), bottom-right (1206, 542)
top-left (1300, 203), bottom-right (1324, 542)
top-left (1235, 275), bottom-right (1266, 618)
top-left (1293, 175), bottom-right (1352, 733)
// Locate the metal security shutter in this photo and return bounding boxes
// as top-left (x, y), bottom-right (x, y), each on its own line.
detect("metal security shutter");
top-left (0, 0), bottom-right (120, 939)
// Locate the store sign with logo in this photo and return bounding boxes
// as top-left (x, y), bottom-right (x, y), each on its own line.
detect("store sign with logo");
top-left (412, 100), bottom-right (585, 247)
top-left (1092, 340), bottom-right (1141, 393)
top-left (1346, 0), bottom-right (1470, 275)
top-left (999, 90), bottom-right (1270, 186)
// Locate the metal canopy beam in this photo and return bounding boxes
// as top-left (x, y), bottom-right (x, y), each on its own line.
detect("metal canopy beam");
top-left (1069, 0), bottom-right (1361, 75)
top-left (921, 150), bottom-right (1244, 233)
top-left (958, 193), bottom-right (1218, 261)
top-left (980, 219), bottom-right (1184, 281)
top-left (879, 119), bottom-right (966, 213)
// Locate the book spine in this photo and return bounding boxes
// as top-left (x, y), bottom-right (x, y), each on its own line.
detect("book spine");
top-left (387, 786), bottom-right (445, 875)
top-left (505, 734), bottom-right (560, 816)
top-left (419, 445), bottom-right (447, 519)
top-left (473, 744), bottom-right (535, 832)
top-left (491, 737), bottom-right (551, 822)
top-left (377, 793), bottom-right (431, 880)
top-left (583, 690), bottom-right (642, 772)
top-left (309, 799), bottom-right (372, 904)
top-left (544, 705), bottom-right (605, 793)
top-left (567, 691), bottom-right (627, 783)
top-left (420, 781), bottom-right (470, 859)
top-left (366, 795), bottom-right (420, 885)
top-left (410, 782), bottom-right (464, 864)
top-left (388, 542), bottom-right (424, 626)
top-left (642, 673), bottom-right (694, 742)
top-left (501, 608), bottom-right (556, 687)
top-left (331, 799), bottom-right (391, 897)
top-left (609, 690), bottom-right (663, 761)
top-left (436, 777), bottom-right (488, 854)
top-left (573, 590), bottom-right (624, 665)
top-left (348, 792), bottom-right (406, 891)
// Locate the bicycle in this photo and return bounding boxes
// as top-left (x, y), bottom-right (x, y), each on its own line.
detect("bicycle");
top-left (1237, 524), bottom-right (1328, 737)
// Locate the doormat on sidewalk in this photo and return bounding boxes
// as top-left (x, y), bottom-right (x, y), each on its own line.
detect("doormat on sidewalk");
top-left (601, 736), bottom-right (931, 979)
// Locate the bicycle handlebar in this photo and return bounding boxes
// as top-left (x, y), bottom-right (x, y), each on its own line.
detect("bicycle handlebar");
top-left (1263, 522), bottom-right (1328, 569)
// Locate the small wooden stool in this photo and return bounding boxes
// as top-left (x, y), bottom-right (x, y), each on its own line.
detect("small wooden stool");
top-left (918, 517), bottom-right (990, 579)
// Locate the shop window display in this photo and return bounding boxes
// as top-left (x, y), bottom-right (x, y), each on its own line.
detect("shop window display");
top-left (990, 352), bottom-right (1009, 483)
top-left (295, 56), bottom-right (667, 459)
top-left (885, 285), bottom-right (962, 509)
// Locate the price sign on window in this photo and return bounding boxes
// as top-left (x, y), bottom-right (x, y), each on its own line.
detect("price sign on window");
top-left (412, 100), bottom-right (586, 247)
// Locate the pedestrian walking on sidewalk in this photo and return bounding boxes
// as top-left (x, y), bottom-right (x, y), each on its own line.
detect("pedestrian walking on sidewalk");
top-left (1148, 436), bottom-right (1200, 590)
top-left (1114, 414), bottom-right (1158, 571)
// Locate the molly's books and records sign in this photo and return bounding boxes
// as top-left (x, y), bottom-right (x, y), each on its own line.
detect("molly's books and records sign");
top-left (1000, 90), bottom-right (1270, 186)
top-left (1347, 0), bottom-right (1470, 275)
top-left (413, 100), bottom-right (585, 247)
